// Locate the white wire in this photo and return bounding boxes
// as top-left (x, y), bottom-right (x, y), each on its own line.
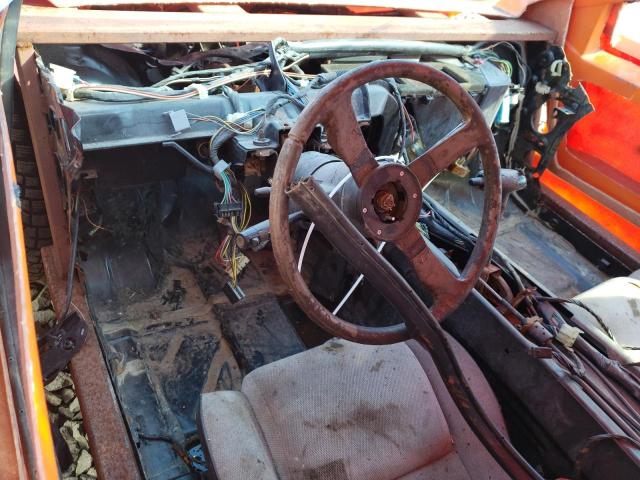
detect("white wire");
top-left (332, 241), bottom-right (385, 315)
top-left (297, 156), bottom-right (399, 315)
top-left (296, 171), bottom-right (354, 272)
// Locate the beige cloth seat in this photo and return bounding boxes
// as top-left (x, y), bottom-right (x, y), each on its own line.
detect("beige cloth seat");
top-left (198, 337), bottom-right (509, 480)
top-left (567, 276), bottom-right (640, 365)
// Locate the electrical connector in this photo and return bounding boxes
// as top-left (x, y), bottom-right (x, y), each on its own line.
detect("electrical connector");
top-left (223, 281), bottom-right (246, 304)
top-left (214, 201), bottom-right (243, 218)
top-left (167, 109), bottom-right (190, 132)
top-left (226, 112), bottom-right (253, 129)
top-left (213, 160), bottom-right (230, 180)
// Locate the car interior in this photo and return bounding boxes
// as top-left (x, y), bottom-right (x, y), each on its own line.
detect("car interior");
top-left (5, 23), bottom-right (640, 480)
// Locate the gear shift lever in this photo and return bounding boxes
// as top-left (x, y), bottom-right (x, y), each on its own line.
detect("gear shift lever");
top-left (469, 169), bottom-right (527, 216)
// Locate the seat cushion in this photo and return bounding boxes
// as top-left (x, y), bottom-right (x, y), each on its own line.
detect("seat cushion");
top-left (568, 277), bottom-right (640, 365)
top-left (399, 451), bottom-right (471, 480)
top-left (241, 339), bottom-right (453, 480)
top-left (407, 340), bottom-right (509, 479)
top-left (200, 337), bottom-right (509, 480)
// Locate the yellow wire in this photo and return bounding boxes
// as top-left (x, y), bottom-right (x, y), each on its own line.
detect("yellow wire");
top-left (217, 171), bottom-right (252, 286)
top-left (81, 197), bottom-right (110, 233)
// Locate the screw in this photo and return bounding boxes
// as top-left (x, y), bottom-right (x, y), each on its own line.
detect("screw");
top-left (412, 193), bottom-right (418, 199)
top-left (376, 229), bottom-right (382, 235)
top-left (253, 129), bottom-right (270, 146)
top-left (362, 207), bottom-right (368, 213)
top-left (399, 171), bottom-right (405, 177)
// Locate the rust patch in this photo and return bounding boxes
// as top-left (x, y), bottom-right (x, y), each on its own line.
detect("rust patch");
top-left (42, 247), bottom-right (142, 480)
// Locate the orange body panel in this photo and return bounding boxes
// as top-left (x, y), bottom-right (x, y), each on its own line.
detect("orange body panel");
top-left (0, 330), bottom-right (26, 478)
top-left (566, 82), bottom-right (640, 187)
top-left (0, 92), bottom-right (58, 478)
top-left (541, 171), bottom-right (640, 252)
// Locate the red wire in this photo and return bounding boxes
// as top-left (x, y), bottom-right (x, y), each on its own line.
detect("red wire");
top-left (402, 102), bottom-right (416, 143)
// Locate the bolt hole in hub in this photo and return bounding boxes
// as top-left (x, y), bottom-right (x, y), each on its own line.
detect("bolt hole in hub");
top-left (359, 163), bottom-right (422, 241)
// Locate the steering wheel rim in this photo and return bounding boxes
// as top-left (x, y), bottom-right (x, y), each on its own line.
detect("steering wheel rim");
top-left (270, 60), bottom-right (502, 344)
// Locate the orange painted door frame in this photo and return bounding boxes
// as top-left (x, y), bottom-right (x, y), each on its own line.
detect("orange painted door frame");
top-left (543, 0), bottom-right (640, 255)
top-left (0, 3), bottom-right (60, 478)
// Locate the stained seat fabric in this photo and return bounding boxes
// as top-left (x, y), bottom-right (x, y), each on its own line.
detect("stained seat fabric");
top-left (199, 337), bottom-right (508, 480)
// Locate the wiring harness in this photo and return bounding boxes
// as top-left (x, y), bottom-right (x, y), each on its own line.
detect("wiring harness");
top-left (214, 168), bottom-right (252, 287)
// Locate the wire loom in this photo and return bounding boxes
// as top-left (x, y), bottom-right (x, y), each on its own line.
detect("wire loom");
top-left (214, 169), bottom-right (252, 287)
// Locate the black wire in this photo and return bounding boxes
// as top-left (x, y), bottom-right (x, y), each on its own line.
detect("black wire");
top-left (385, 79), bottom-right (407, 160)
top-left (208, 129), bottom-right (235, 166)
top-left (419, 197), bottom-right (532, 318)
top-left (137, 433), bottom-right (200, 472)
top-left (58, 191), bottom-right (81, 323)
top-left (536, 296), bottom-right (616, 342)
top-left (473, 41), bottom-right (528, 85)
top-left (208, 93), bottom-right (304, 166)
top-left (265, 91), bottom-right (305, 115)
top-left (421, 194), bottom-right (476, 249)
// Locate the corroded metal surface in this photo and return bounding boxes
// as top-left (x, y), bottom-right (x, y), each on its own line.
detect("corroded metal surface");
top-left (42, 246), bottom-right (142, 480)
top-left (358, 162), bottom-right (422, 241)
top-left (269, 58), bottom-right (538, 479)
top-left (15, 46), bottom-right (71, 279)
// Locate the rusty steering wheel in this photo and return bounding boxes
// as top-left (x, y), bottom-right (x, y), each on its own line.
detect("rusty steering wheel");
top-left (270, 60), bottom-right (502, 344)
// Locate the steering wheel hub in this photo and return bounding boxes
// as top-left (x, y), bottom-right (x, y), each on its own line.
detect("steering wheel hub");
top-left (359, 163), bottom-right (422, 241)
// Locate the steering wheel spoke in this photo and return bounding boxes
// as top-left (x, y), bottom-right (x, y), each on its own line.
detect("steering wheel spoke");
top-left (394, 227), bottom-right (470, 318)
top-left (408, 121), bottom-right (481, 188)
top-left (323, 93), bottom-right (378, 187)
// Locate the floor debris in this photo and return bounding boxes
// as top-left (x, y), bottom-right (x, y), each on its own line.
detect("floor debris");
top-left (75, 449), bottom-right (93, 476)
top-left (33, 285), bottom-right (96, 479)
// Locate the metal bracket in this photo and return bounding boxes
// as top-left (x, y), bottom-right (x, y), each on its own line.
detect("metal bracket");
top-left (511, 47), bottom-right (594, 178)
top-left (38, 311), bottom-right (88, 383)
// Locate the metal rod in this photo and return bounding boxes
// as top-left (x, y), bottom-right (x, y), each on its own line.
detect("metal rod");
top-left (288, 39), bottom-right (473, 58)
top-left (236, 210), bottom-right (304, 249)
top-left (162, 141), bottom-right (215, 174)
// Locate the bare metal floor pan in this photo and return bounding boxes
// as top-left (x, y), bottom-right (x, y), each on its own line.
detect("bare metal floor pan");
top-left (82, 230), bottom-right (304, 479)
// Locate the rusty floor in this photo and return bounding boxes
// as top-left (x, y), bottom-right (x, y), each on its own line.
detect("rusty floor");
top-left (81, 229), bottom-right (304, 479)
